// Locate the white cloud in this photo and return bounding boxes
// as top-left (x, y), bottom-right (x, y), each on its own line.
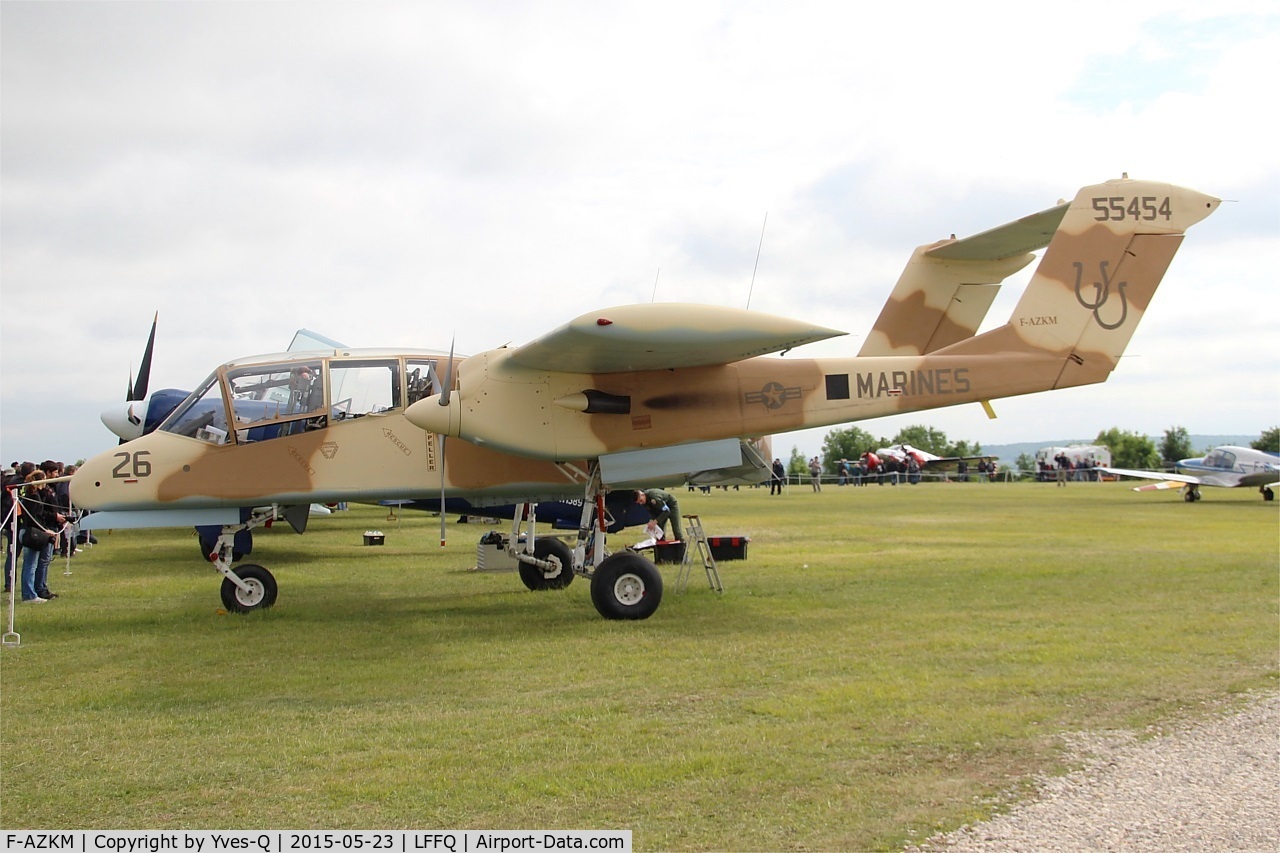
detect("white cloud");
top-left (2, 0), bottom-right (1276, 465)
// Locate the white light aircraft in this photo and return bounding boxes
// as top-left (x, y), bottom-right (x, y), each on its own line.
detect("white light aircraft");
top-left (1100, 446), bottom-right (1279, 502)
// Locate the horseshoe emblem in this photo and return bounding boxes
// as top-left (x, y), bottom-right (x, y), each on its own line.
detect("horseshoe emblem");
top-left (1073, 261), bottom-right (1129, 331)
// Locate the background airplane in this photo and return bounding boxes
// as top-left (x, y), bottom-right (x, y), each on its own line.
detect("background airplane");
top-left (875, 443), bottom-right (994, 473)
top-left (1100, 446), bottom-right (1279, 501)
top-left (71, 176), bottom-right (1221, 620)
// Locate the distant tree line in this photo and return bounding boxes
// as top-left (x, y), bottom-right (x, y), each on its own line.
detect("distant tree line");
top-left (790, 424), bottom-right (982, 475)
top-left (792, 424), bottom-right (1280, 478)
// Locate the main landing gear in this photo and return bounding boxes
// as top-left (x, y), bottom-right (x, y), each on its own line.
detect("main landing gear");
top-left (506, 465), bottom-right (663, 620)
top-left (205, 478), bottom-right (667, 620)
top-left (1183, 484), bottom-right (1202, 502)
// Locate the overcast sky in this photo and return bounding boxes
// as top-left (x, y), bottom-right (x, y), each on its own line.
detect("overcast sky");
top-left (2, 1), bottom-right (1277, 466)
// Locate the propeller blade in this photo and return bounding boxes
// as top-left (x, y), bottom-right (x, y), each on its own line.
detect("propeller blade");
top-left (438, 433), bottom-right (447, 547)
top-left (437, 334), bottom-right (458, 545)
top-left (439, 335), bottom-right (455, 407)
top-left (132, 312), bottom-right (158, 402)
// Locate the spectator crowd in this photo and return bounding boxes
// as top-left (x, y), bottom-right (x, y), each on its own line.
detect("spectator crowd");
top-left (2, 460), bottom-right (91, 604)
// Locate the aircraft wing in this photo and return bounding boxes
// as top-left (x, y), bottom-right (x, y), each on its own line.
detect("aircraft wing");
top-left (1098, 468), bottom-right (1203, 489)
top-left (504, 303), bottom-right (844, 374)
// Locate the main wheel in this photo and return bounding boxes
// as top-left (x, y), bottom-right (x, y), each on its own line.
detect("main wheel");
top-left (1263, 487), bottom-right (1274, 502)
top-left (590, 552), bottom-right (662, 620)
top-left (219, 564), bottom-right (278, 613)
top-left (518, 538), bottom-right (575, 591)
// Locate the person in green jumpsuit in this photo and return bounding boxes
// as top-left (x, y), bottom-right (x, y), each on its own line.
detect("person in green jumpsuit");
top-left (635, 488), bottom-right (683, 542)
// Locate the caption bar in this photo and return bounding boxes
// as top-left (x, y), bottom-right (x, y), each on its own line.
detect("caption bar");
top-left (3, 832), bottom-right (631, 853)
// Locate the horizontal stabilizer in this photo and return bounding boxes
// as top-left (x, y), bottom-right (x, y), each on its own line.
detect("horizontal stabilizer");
top-left (926, 202), bottom-right (1069, 261)
top-left (858, 199), bottom-right (1074, 358)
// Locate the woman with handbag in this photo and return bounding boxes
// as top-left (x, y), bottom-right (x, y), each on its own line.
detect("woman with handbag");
top-left (18, 471), bottom-right (63, 603)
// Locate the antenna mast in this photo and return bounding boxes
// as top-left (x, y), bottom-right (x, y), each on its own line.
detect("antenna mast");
top-left (746, 212), bottom-right (767, 310)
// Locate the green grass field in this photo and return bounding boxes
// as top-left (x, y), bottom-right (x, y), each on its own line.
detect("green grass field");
top-left (2, 481), bottom-right (1276, 849)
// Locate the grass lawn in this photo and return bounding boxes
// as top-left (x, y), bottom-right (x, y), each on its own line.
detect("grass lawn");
top-left (1, 480), bottom-right (1276, 849)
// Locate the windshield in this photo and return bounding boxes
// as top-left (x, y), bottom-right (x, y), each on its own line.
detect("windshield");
top-left (1202, 449), bottom-right (1236, 469)
top-left (158, 372), bottom-right (230, 443)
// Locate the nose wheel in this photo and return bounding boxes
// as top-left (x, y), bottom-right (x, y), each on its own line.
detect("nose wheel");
top-left (219, 564), bottom-right (278, 613)
top-left (209, 508), bottom-right (281, 613)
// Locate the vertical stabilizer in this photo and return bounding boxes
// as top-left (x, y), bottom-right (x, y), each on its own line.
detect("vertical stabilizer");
top-left (935, 177), bottom-right (1220, 389)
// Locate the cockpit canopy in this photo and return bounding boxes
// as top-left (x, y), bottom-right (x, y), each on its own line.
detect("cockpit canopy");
top-left (1201, 448), bottom-right (1237, 470)
top-left (159, 353), bottom-right (446, 445)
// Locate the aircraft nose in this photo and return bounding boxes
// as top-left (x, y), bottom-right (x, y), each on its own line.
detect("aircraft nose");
top-left (102, 400), bottom-right (147, 441)
top-left (405, 394), bottom-right (460, 437)
top-left (68, 458), bottom-right (101, 509)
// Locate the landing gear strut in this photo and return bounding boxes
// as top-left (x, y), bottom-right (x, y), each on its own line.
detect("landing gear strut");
top-left (208, 508), bottom-right (280, 613)
top-left (506, 464), bottom-right (664, 620)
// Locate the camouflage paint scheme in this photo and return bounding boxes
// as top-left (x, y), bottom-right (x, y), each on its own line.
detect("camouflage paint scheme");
top-left (405, 178), bottom-right (1218, 458)
top-left (71, 177), bottom-right (1219, 514)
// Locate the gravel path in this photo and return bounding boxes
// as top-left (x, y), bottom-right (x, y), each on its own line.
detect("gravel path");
top-left (914, 692), bottom-right (1279, 852)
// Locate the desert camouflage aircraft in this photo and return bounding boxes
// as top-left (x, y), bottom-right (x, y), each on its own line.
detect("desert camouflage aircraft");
top-left (1100, 445), bottom-right (1279, 501)
top-left (71, 175), bottom-right (1220, 620)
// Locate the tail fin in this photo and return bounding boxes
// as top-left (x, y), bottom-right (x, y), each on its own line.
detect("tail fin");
top-left (859, 201), bottom-right (1069, 356)
top-left (936, 177), bottom-right (1220, 388)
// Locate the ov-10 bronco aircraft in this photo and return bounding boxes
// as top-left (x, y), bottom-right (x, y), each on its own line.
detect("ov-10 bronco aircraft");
top-left (71, 176), bottom-right (1220, 620)
top-left (1100, 445), bottom-right (1279, 502)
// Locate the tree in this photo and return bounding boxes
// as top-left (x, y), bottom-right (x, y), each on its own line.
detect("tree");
top-left (888, 424), bottom-right (981, 457)
top-left (890, 425), bottom-right (950, 455)
top-left (821, 426), bottom-right (880, 469)
top-left (1015, 452), bottom-right (1036, 474)
top-left (1095, 427), bottom-right (1160, 469)
top-left (947, 438), bottom-right (983, 457)
top-left (787, 445), bottom-right (808, 478)
top-left (1251, 427), bottom-right (1280, 454)
top-left (1159, 426), bottom-right (1193, 466)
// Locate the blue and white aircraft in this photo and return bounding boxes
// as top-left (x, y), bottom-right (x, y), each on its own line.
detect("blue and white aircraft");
top-left (1100, 446), bottom-right (1280, 502)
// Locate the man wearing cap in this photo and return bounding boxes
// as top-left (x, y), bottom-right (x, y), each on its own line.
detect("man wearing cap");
top-left (635, 488), bottom-right (683, 542)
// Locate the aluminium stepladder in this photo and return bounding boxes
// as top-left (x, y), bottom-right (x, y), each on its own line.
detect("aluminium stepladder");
top-left (677, 514), bottom-right (722, 593)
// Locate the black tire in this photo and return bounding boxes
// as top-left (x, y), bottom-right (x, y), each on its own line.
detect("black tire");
top-left (518, 538), bottom-right (575, 591)
top-left (590, 552), bottom-right (662, 620)
top-left (198, 532), bottom-right (246, 564)
top-left (219, 564), bottom-right (278, 613)
top-left (1263, 487), bottom-right (1274, 502)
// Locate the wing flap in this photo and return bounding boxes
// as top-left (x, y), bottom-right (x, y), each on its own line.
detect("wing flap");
top-left (506, 303), bottom-right (844, 374)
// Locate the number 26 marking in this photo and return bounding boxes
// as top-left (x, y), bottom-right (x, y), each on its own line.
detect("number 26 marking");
top-left (112, 450), bottom-right (152, 479)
